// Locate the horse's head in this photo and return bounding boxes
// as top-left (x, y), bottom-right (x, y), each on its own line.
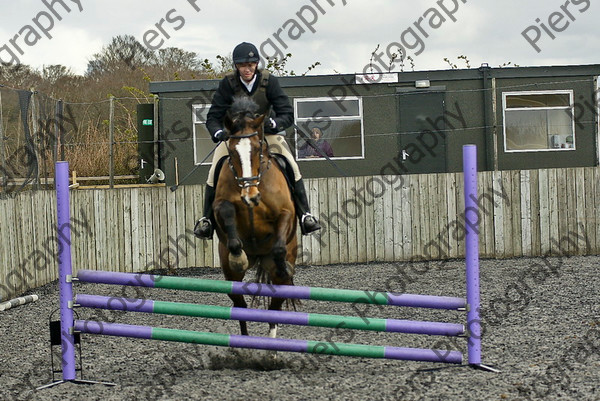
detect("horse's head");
top-left (224, 98), bottom-right (267, 207)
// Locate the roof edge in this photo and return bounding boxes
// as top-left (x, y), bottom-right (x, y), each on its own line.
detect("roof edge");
top-left (150, 63), bottom-right (600, 94)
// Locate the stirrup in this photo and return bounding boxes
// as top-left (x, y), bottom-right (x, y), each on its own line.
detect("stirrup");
top-left (300, 213), bottom-right (321, 235)
top-left (194, 217), bottom-right (213, 239)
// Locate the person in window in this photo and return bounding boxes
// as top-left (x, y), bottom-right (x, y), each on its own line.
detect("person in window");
top-left (193, 42), bottom-right (321, 239)
top-left (298, 127), bottom-right (334, 158)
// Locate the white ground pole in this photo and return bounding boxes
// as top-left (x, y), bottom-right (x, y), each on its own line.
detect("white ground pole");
top-left (0, 295), bottom-right (39, 312)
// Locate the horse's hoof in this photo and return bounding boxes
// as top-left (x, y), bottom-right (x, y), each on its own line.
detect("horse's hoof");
top-left (229, 251), bottom-right (249, 273)
top-left (267, 350), bottom-right (278, 363)
top-left (268, 324), bottom-right (278, 339)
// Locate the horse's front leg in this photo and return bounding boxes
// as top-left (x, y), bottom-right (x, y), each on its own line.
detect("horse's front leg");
top-left (268, 211), bottom-right (294, 340)
top-left (215, 201), bottom-right (248, 273)
top-left (272, 209), bottom-right (295, 281)
top-left (220, 246), bottom-right (249, 336)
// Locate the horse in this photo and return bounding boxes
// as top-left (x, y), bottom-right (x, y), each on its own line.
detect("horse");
top-left (213, 97), bottom-right (297, 338)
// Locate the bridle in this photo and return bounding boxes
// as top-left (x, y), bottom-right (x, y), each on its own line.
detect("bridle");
top-left (226, 127), bottom-right (270, 245)
top-left (226, 129), bottom-right (270, 189)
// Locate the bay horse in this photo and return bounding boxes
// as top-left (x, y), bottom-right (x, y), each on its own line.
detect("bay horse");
top-left (213, 97), bottom-right (297, 338)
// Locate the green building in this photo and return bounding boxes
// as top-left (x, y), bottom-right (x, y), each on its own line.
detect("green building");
top-left (148, 64), bottom-right (600, 186)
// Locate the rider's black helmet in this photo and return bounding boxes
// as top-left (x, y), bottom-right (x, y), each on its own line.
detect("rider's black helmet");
top-left (232, 42), bottom-right (260, 64)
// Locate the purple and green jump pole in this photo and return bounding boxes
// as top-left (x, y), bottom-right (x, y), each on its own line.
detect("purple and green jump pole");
top-left (75, 294), bottom-right (465, 336)
top-left (76, 269), bottom-right (467, 310)
top-left (74, 320), bottom-right (463, 364)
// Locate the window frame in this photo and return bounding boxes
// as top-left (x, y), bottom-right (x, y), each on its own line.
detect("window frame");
top-left (293, 96), bottom-right (365, 161)
top-left (502, 89), bottom-right (575, 153)
top-left (191, 104), bottom-right (212, 165)
top-left (596, 77), bottom-right (600, 167)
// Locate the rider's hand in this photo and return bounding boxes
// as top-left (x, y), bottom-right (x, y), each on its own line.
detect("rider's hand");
top-left (213, 129), bottom-right (228, 142)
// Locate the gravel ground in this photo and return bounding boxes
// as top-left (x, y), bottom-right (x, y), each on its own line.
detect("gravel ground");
top-left (1, 255), bottom-right (599, 401)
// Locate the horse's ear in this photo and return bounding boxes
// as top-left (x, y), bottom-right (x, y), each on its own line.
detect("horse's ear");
top-left (253, 113), bottom-right (266, 129)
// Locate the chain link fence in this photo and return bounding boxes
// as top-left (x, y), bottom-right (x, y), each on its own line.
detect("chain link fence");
top-left (0, 85), bottom-right (154, 196)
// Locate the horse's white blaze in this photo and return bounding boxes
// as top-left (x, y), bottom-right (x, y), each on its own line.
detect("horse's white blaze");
top-left (236, 138), bottom-right (253, 179)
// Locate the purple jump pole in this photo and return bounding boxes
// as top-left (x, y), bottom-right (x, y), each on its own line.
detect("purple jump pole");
top-left (56, 161), bottom-right (76, 381)
top-left (38, 163), bottom-right (115, 390)
top-left (463, 145), bottom-right (482, 366)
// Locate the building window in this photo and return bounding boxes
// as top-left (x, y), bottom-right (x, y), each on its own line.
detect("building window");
top-left (293, 97), bottom-right (364, 160)
top-left (503, 90), bottom-right (575, 152)
top-left (192, 104), bottom-right (212, 165)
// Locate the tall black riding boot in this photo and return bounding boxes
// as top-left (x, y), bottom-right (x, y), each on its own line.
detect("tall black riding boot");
top-left (194, 185), bottom-right (216, 239)
top-left (293, 179), bottom-right (321, 235)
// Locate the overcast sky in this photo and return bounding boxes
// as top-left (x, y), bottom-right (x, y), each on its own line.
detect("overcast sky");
top-left (1, 0), bottom-right (598, 77)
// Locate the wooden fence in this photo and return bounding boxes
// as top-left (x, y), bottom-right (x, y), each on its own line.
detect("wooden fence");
top-left (1, 167), bottom-right (598, 301)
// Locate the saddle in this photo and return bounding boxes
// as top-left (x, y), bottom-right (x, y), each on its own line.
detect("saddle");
top-left (271, 154), bottom-right (295, 194)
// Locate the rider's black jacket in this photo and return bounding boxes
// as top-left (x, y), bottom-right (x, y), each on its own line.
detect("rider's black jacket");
top-left (206, 69), bottom-right (294, 142)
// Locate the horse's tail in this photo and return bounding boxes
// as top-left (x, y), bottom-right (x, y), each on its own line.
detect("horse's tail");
top-left (253, 263), bottom-right (298, 311)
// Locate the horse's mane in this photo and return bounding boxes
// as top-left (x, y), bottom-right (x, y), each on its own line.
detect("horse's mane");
top-left (230, 97), bottom-right (259, 118)
top-left (228, 97), bottom-right (260, 135)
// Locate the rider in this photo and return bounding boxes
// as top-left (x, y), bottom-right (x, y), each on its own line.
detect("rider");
top-left (193, 42), bottom-right (321, 239)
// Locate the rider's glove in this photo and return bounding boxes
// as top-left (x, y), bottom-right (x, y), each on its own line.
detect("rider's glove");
top-left (213, 129), bottom-right (228, 142)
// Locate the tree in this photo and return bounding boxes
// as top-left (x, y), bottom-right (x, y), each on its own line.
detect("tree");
top-left (42, 65), bottom-right (74, 85)
top-left (200, 54), bottom-right (233, 79)
top-left (155, 47), bottom-right (202, 70)
top-left (85, 35), bottom-right (154, 76)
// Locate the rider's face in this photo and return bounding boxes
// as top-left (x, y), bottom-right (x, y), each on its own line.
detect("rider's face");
top-left (236, 62), bottom-right (258, 83)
